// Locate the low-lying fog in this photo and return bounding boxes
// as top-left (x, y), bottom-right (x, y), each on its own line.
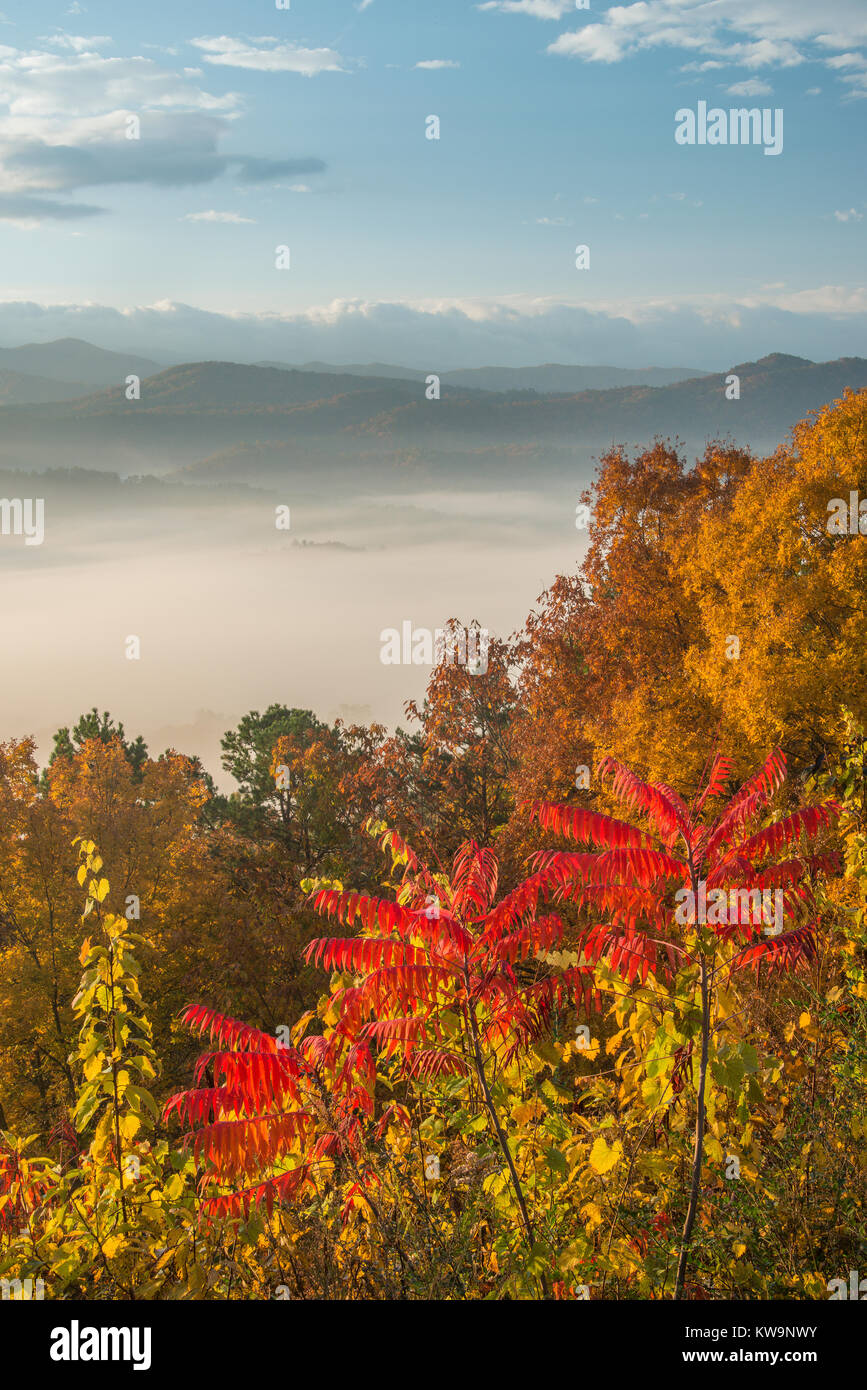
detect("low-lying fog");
top-left (0, 478), bottom-right (591, 787)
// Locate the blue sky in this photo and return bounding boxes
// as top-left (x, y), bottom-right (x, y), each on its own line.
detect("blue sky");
top-left (0, 0), bottom-right (864, 366)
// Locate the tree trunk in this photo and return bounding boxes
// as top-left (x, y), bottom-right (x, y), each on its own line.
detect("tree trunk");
top-left (674, 953), bottom-right (710, 1301)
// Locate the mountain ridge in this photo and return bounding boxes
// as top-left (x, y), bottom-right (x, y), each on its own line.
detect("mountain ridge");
top-left (0, 350), bottom-right (862, 483)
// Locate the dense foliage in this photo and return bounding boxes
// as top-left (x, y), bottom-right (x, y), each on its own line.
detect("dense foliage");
top-left (0, 390), bottom-right (865, 1300)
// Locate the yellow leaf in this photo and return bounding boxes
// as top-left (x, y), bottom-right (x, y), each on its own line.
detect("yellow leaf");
top-left (580, 1201), bottom-right (604, 1232)
top-left (83, 1054), bottom-right (103, 1082)
top-left (589, 1136), bottom-right (623, 1175)
top-left (165, 1174), bottom-right (185, 1202)
top-left (120, 1114), bottom-right (141, 1142)
top-left (511, 1099), bottom-right (544, 1124)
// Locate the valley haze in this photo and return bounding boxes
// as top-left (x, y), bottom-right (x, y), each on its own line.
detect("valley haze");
top-left (0, 338), bottom-right (861, 790)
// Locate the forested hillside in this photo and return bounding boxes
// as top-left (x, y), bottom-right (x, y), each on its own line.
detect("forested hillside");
top-left (1, 389), bottom-right (865, 1301)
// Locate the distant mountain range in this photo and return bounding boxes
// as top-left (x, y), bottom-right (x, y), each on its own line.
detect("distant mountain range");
top-left (0, 343), bottom-right (863, 485)
top-left (256, 360), bottom-right (712, 393)
top-left (0, 338), bottom-right (710, 405)
top-left (0, 368), bottom-right (91, 405)
top-left (0, 338), bottom-right (161, 389)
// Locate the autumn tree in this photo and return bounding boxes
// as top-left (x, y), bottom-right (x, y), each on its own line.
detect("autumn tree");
top-left (682, 388), bottom-right (867, 771)
top-left (354, 622), bottom-right (519, 867)
top-left (0, 735), bottom-right (207, 1131)
top-left (49, 710), bottom-right (148, 778)
top-left (511, 439), bottom-right (756, 816)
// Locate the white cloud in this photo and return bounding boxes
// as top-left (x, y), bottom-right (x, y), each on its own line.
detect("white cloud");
top-left (726, 78), bottom-right (773, 96)
top-left (0, 46), bottom-right (240, 119)
top-left (182, 209), bottom-right (255, 223)
top-left (0, 41), bottom-right (324, 221)
top-left (824, 51), bottom-right (867, 68)
top-left (191, 36), bottom-right (347, 76)
top-left (40, 33), bottom-right (113, 53)
top-left (834, 207), bottom-right (863, 221)
top-left (838, 72), bottom-right (867, 96)
top-left (543, 0), bottom-right (867, 80)
top-left (0, 291), bottom-right (865, 369)
top-left (478, 1), bottom-right (576, 17)
top-left (824, 52), bottom-right (867, 94)
top-left (289, 183), bottom-right (311, 193)
top-left (727, 40), bottom-right (802, 69)
top-left (549, 24), bottom-right (627, 63)
top-left (414, 59), bottom-right (461, 69)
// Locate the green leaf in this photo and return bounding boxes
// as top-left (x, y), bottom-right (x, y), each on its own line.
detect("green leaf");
top-left (544, 1145), bottom-right (569, 1176)
top-left (125, 1085), bottom-right (159, 1122)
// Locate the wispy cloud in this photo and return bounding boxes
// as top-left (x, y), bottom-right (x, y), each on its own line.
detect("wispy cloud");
top-left (39, 32), bottom-right (112, 52)
top-left (414, 59), bottom-right (461, 70)
top-left (726, 78), bottom-right (774, 96)
top-left (834, 208), bottom-right (863, 222)
top-left (824, 51), bottom-right (867, 69)
top-left (191, 36), bottom-right (347, 76)
top-left (478, 1), bottom-right (575, 17)
top-left (1, 293), bottom-right (864, 371)
top-left (530, 0), bottom-right (867, 87)
top-left (182, 210), bottom-right (256, 224)
top-left (0, 192), bottom-right (103, 226)
top-left (0, 40), bottom-right (327, 222)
